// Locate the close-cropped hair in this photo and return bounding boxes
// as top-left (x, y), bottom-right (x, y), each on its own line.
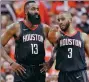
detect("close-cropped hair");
top-left (24, 1), bottom-right (35, 12)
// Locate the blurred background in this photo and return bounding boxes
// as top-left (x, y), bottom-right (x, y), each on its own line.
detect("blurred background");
top-left (1, 1), bottom-right (89, 82)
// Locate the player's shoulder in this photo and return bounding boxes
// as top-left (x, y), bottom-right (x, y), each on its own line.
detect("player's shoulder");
top-left (7, 21), bottom-right (20, 31)
top-left (80, 32), bottom-right (87, 37)
top-left (5, 21), bottom-right (21, 36)
top-left (80, 32), bottom-right (88, 41)
top-left (41, 23), bottom-right (51, 38)
top-left (42, 23), bottom-right (50, 29)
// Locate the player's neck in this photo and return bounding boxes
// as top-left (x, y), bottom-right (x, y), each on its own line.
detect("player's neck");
top-left (24, 19), bottom-right (38, 28)
top-left (64, 24), bottom-right (77, 35)
top-left (24, 19), bottom-right (32, 27)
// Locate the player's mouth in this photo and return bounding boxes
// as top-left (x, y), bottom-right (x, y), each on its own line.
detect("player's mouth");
top-left (60, 25), bottom-right (65, 28)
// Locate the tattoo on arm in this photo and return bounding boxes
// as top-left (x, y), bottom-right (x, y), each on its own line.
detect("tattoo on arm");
top-left (1, 23), bottom-right (19, 63)
top-left (1, 46), bottom-right (15, 64)
top-left (49, 46), bottom-right (57, 66)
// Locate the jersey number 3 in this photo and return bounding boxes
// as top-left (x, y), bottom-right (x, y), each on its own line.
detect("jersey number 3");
top-left (68, 48), bottom-right (72, 58)
top-left (31, 44), bottom-right (38, 54)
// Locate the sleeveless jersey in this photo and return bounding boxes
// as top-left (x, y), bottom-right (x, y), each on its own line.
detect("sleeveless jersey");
top-left (15, 21), bottom-right (45, 65)
top-left (55, 31), bottom-right (87, 72)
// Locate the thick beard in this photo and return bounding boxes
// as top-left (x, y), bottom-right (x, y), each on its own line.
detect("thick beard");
top-left (27, 12), bottom-right (41, 25)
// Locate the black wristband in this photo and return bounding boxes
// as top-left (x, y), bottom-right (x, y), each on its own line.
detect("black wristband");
top-left (10, 62), bottom-right (14, 66)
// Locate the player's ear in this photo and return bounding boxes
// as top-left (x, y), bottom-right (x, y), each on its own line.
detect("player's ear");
top-left (25, 10), bottom-right (27, 15)
top-left (24, 7), bottom-right (29, 15)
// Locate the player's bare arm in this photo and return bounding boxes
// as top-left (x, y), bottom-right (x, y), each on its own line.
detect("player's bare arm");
top-left (40, 24), bottom-right (59, 72)
top-left (40, 45), bottom-right (57, 73)
top-left (43, 24), bottom-right (60, 44)
top-left (1, 22), bottom-right (19, 62)
top-left (42, 24), bottom-right (55, 46)
top-left (1, 22), bottom-right (26, 75)
top-left (82, 33), bottom-right (89, 58)
top-left (42, 24), bottom-right (50, 38)
top-left (1, 22), bottom-right (20, 46)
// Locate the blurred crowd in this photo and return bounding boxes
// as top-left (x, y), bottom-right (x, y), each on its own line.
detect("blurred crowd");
top-left (1, 1), bottom-right (89, 82)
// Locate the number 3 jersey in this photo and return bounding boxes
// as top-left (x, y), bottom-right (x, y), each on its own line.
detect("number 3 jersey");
top-left (15, 21), bottom-right (45, 65)
top-left (55, 31), bottom-right (87, 72)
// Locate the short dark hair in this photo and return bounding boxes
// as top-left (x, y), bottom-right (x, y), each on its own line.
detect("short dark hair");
top-left (82, 13), bottom-right (88, 17)
top-left (24, 1), bottom-right (35, 12)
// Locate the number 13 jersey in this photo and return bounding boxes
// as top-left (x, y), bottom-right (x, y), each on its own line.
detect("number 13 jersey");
top-left (55, 31), bottom-right (87, 72)
top-left (15, 21), bottom-right (45, 65)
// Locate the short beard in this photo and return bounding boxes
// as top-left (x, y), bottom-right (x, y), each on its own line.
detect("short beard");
top-left (62, 21), bottom-right (70, 32)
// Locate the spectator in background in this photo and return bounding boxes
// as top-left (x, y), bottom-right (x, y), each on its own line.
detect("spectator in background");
top-left (12, 1), bottom-right (50, 25)
top-left (77, 13), bottom-right (89, 35)
top-left (76, 1), bottom-right (87, 15)
top-left (50, 1), bottom-right (64, 14)
top-left (1, 15), bottom-right (11, 29)
top-left (1, 61), bottom-right (13, 76)
top-left (1, 76), bottom-right (5, 82)
top-left (12, 0), bottom-right (26, 20)
top-left (5, 73), bottom-right (14, 82)
top-left (1, 14), bottom-right (15, 61)
top-left (84, 1), bottom-right (89, 14)
top-left (69, 8), bottom-right (81, 27)
top-left (48, 12), bottom-right (57, 26)
top-left (39, 1), bottom-right (50, 25)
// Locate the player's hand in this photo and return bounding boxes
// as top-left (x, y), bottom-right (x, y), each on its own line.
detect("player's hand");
top-left (11, 62), bottom-right (26, 76)
top-left (40, 62), bottom-right (51, 73)
top-left (48, 26), bottom-right (60, 44)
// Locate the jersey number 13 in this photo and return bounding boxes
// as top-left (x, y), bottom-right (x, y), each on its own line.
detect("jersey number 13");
top-left (31, 44), bottom-right (38, 54)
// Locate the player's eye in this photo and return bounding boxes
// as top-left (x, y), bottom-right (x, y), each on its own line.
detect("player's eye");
top-left (61, 18), bottom-right (65, 21)
top-left (31, 7), bottom-right (36, 10)
top-left (31, 7), bottom-right (39, 11)
top-left (36, 8), bottom-right (39, 11)
top-left (57, 18), bottom-right (60, 22)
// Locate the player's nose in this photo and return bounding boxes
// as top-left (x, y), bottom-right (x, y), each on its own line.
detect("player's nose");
top-left (59, 20), bottom-right (63, 24)
top-left (35, 9), bottom-right (39, 14)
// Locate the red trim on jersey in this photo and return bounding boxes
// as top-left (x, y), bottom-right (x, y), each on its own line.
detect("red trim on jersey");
top-left (62, 30), bottom-right (78, 37)
top-left (22, 20), bottom-right (38, 30)
top-left (76, 27), bottom-right (83, 32)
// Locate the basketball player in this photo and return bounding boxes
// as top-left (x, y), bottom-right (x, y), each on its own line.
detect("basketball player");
top-left (41, 12), bottom-right (89, 82)
top-left (1, 1), bottom-right (52, 82)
